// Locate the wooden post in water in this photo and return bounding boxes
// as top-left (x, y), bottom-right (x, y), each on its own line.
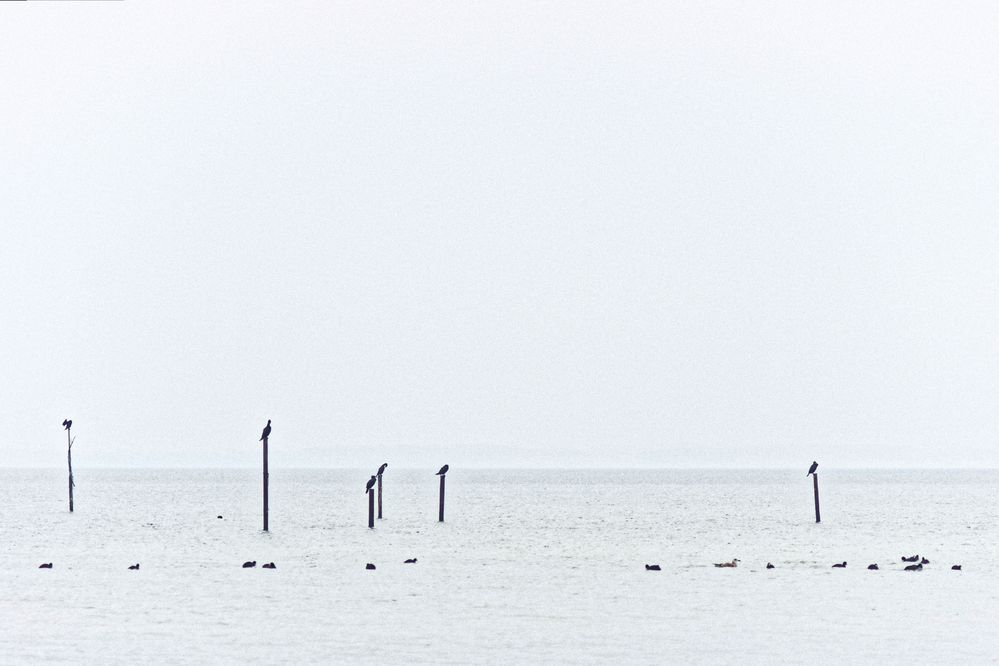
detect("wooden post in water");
top-left (262, 435), bottom-right (269, 532)
top-left (368, 487), bottom-right (375, 528)
top-left (377, 462), bottom-right (387, 519)
top-left (438, 473), bottom-right (446, 522)
top-left (812, 473), bottom-right (821, 523)
top-left (65, 423), bottom-right (74, 513)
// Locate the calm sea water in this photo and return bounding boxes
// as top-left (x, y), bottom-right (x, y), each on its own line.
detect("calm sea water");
top-left (1, 469), bottom-right (997, 663)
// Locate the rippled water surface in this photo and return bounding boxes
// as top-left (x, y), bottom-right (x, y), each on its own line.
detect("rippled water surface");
top-left (1, 469), bottom-right (997, 663)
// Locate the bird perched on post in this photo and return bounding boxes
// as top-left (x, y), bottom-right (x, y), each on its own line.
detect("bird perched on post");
top-left (377, 463), bottom-right (388, 476)
top-left (436, 464), bottom-right (449, 476)
top-left (365, 475), bottom-right (377, 494)
top-left (259, 419), bottom-right (271, 442)
top-left (806, 461), bottom-right (818, 476)
top-left (62, 419), bottom-right (72, 430)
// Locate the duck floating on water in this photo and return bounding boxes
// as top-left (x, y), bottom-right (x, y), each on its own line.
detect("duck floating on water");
top-left (713, 559), bottom-right (739, 568)
top-left (920, 557), bottom-right (930, 565)
top-left (832, 562), bottom-right (847, 568)
top-left (262, 562), bottom-right (276, 569)
top-left (905, 563), bottom-right (923, 571)
top-left (645, 564), bottom-right (661, 571)
top-left (952, 565), bottom-right (962, 571)
top-left (404, 558), bottom-right (417, 564)
top-left (766, 563), bottom-right (775, 569)
top-left (242, 561), bottom-right (256, 568)
top-left (365, 563), bottom-right (376, 570)
top-left (902, 555), bottom-right (919, 562)
top-left (38, 563), bottom-right (53, 569)
top-left (867, 564), bottom-right (879, 570)
top-left (128, 563), bottom-right (139, 570)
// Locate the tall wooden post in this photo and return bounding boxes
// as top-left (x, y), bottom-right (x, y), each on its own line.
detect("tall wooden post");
top-left (262, 436), bottom-right (269, 532)
top-left (66, 426), bottom-right (74, 513)
top-left (368, 488), bottom-right (375, 528)
top-left (438, 474), bottom-right (445, 522)
top-left (812, 473), bottom-right (821, 523)
top-left (377, 474), bottom-right (383, 519)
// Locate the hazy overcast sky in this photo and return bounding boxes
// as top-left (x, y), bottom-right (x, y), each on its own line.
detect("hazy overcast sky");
top-left (2, 2), bottom-right (998, 468)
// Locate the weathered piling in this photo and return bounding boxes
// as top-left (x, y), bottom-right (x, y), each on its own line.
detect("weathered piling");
top-left (368, 487), bottom-right (375, 528)
top-left (262, 435), bottom-right (269, 532)
top-left (438, 474), bottom-right (446, 522)
top-left (377, 463), bottom-right (387, 519)
top-left (813, 473), bottom-right (821, 523)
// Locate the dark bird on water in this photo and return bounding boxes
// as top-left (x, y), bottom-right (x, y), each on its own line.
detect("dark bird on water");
top-left (645, 564), bottom-right (661, 571)
top-left (952, 565), bottom-right (962, 571)
top-left (217, 515), bottom-right (223, 519)
top-left (806, 461), bottom-right (818, 476)
top-left (832, 562), bottom-right (847, 568)
top-left (766, 563), bottom-right (775, 569)
top-left (404, 558), bottom-right (417, 564)
top-left (366, 563), bottom-right (376, 570)
top-left (436, 464), bottom-right (449, 476)
top-left (259, 420), bottom-right (271, 441)
top-left (38, 563), bottom-right (53, 569)
top-left (365, 475), bottom-right (377, 493)
top-left (128, 564), bottom-right (140, 570)
top-left (262, 562), bottom-right (276, 569)
top-left (377, 463), bottom-right (388, 476)
top-left (62, 419), bottom-right (72, 430)
top-left (920, 557), bottom-right (930, 565)
top-left (242, 561), bottom-right (256, 568)
top-left (902, 555), bottom-right (919, 562)
top-left (868, 564), bottom-right (879, 570)
top-left (905, 563), bottom-right (923, 571)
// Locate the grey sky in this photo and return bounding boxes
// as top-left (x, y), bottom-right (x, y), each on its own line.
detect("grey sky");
top-left (2, 2), bottom-right (998, 468)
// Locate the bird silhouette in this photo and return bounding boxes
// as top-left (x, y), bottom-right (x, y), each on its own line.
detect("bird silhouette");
top-left (259, 419), bottom-right (271, 441)
top-left (832, 561), bottom-right (847, 568)
top-left (868, 564), bottom-right (879, 570)
top-left (262, 562), bottom-right (276, 569)
top-left (242, 561), bottom-right (256, 568)
top-left (128, 564), bottom-right (140, 570)
top-left (365, 475), bottom-right (377, 493)
top-left (436, 464), bottom-right (449, 476)
top-left (904, 563), bottom-right (923, 571)
top-left (377, 463), bottom-right (388, 476)
top-left (404, 558), bottom-right (417, 564)
top-left (62, 419), bottom-right (72, 430)
top-left (645, 564), bottom-right (661, 571)
top-left (806, 461), bottom-right (818, 476)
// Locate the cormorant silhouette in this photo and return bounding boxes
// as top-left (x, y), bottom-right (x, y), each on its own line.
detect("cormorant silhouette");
top-left (832, 561), bottom-right (847, 568)
top-left (62, 419), bottom-right (72, 430)
top-left (436, 464), bottom-right (449, 476)
top-left (806, 461), bottom-right (818, 476)
top-left (365, 475), bottom-right (377, 493)
top-left (38, 563), bottom-right (53, 569)
top-left (377, 463), bottom-right (388, 476)
top-left (404, 558), bottom-right (417, 564)
top-left (128, 564), bottom-right (140, 570)
top-left (259, 420), bottom-right (271, 441)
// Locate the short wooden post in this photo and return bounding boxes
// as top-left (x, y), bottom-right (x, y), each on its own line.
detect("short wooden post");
top-left (438, 474), bottom-right (445, 522)
top-left (368, 488), bottom-right (375, 528)
top-left (262, 436), bottom-right (269, 532)
top-left (812, 473), bottom-right (821, 523)
top-left (66, 426), bottom-right (74, 513)
top-left (377, 474), bottom-right (383, 519)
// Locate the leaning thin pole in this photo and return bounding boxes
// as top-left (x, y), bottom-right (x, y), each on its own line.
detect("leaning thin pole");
top-left (66, 426), bottom-right (74, 513)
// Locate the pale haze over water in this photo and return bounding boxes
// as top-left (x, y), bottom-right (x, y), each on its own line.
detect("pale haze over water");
top-left (3, 2), bottom-right (999, 469)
